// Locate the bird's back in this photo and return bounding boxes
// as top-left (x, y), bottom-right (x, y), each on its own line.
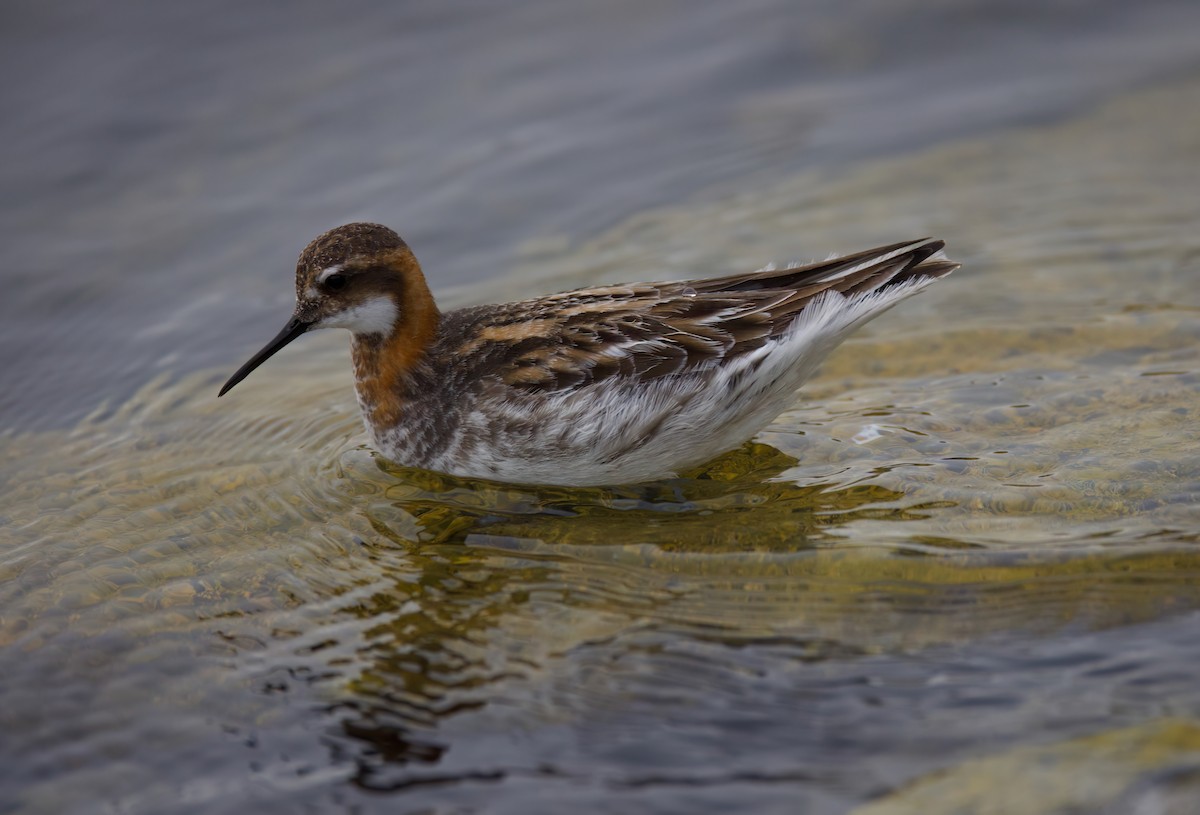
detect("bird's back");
top-left (393, 239), bottom-right (956, 485)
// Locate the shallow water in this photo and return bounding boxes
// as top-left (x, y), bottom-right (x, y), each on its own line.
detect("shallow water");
top-left (4, 2), bottom-right (1200, 814)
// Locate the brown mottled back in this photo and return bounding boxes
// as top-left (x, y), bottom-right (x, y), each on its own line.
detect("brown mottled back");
top-left (433, 239), bottom-right (955, 394)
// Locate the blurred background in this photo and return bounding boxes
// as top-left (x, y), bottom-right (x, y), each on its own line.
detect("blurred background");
top-left (3, 0), bottom-right (1197, 430)
top-left (3, 2), bottom-right (1200, 814)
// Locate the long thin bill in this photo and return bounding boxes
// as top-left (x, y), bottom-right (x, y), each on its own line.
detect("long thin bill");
top-left (218, 316), bottom-right (312, 397)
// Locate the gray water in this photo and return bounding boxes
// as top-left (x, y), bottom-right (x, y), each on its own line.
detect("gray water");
top-left (3, 2), bottom-right (1200, 814)
top-left (4, 0), bottom-right (1198, 430)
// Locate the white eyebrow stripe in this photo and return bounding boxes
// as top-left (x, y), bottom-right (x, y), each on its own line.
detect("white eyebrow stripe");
top-left (317, 263), bottom-right (345, 283)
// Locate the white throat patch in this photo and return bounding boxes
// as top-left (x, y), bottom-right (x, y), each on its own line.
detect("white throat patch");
top-left (317, 295), bottom-right (398, 336)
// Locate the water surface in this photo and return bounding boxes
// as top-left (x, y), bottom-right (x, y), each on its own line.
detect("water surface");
top-left (3, 2), bottom-right (1200, 813)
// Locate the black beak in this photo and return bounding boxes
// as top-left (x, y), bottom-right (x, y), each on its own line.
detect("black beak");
top-left (218, 315), bottom-right (313, 397)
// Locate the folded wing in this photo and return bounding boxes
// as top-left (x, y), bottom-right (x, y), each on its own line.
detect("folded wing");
top-left (443, 238), bottom-right (957, 394)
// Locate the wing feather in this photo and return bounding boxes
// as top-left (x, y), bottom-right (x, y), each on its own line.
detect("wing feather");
top-left (435, 239), bottom-right (956, 394)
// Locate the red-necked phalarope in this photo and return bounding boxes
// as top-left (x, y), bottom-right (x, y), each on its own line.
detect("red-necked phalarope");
top-left (219, 223), bottom-right (957, 485)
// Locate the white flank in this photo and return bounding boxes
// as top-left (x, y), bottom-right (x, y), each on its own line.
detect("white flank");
top-left (318, 295), bottom-right (398, 336)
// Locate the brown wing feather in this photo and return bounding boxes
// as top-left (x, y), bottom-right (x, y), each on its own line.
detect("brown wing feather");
top-left (436, 239), bottom-right (955, 394)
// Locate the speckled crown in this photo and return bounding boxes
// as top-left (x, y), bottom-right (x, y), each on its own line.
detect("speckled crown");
top-left (297, 223), bottom-right (408, 273)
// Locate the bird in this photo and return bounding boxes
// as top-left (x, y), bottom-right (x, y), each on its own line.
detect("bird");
top-left (219, 223), bottom-right (957, 486)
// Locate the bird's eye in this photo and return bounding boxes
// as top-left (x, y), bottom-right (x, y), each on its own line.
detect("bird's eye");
top-left (324, 273), bottom-right (348, 292)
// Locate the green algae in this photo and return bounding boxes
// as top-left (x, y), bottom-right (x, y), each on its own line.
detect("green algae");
top-left (852, 720), bottom-right (1200, 815)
